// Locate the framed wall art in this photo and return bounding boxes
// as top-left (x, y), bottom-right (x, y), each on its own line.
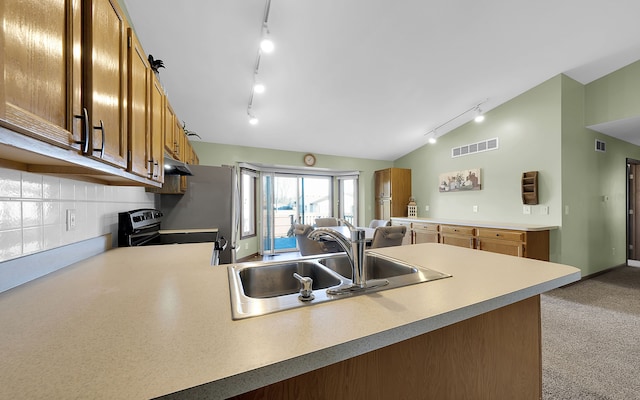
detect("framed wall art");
top-left (439, 169), bottom-right (481, 192)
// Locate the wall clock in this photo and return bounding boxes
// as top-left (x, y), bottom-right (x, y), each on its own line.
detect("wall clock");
top-left (303, 153), bottom-right (316, 166)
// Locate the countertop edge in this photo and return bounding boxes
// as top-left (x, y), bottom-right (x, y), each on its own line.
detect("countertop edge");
top-left (391, 217), bottom-right (558, 231)
top-left (163, 270), bottom-right (580, 399)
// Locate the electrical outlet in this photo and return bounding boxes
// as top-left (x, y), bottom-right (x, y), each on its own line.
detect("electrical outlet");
top-left (244, 242), bottom-right (248, 250)
top-left (523, 205), bottom-right (531, 215)
top-left (66, 209), bottom-right (76, 231)
top-left (472, 205), bottom-right (478, 213)
top-left (425, 205), bottom-right (430, 212)
top-left (540, 206), bottom-right (549, 215)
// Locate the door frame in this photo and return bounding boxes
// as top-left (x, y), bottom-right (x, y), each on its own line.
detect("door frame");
top-left (626, 158), bottom-right (640, 267)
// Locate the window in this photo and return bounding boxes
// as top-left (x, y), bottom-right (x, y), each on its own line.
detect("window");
top-left (240, 168), bottom-right (258, 238)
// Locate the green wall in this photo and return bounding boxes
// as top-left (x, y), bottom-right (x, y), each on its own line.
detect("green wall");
top-left (396, 76), bottom-right (564, 260)
top-left (191, 142), bottom-right (391, 259)
top-left (397, 72), bottom-right (640, 276)
top-left (585, 60), bottom-right (640, 126)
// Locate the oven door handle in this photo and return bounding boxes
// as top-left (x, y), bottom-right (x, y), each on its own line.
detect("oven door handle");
top-left (128, 231), bottom-right (160, 246)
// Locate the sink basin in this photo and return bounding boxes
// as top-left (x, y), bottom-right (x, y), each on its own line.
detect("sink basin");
top-left (228, 252), bottom-right (451, 320)
top-left (319, 254), bottom-right (418, 280)
top-left (239, 261), bottom-right (342, 298)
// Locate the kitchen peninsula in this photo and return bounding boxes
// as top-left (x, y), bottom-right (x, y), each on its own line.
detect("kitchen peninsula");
top-left (0, 241), bottom-right (579, 399)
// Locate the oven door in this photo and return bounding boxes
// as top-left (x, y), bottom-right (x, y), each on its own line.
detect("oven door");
top-left (123, 224), bottom-right (161, 246)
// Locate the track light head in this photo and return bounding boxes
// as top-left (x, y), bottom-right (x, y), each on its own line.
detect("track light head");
top-left (474, 107), bottom-right (485, 123)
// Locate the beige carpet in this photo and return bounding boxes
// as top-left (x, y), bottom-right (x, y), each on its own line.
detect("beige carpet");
top-left (541, 266), bottom-right (640, 399)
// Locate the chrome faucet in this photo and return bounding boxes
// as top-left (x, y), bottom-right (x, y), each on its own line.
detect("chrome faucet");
top-left (308, 219), bottom-right (388, 294)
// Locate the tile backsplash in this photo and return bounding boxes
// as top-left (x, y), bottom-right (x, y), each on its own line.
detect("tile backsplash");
top-left (0, 168), bottom-right (155, 262)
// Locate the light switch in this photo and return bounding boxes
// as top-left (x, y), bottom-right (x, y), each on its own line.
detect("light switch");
top-left (540, 206), bottom-right (549, 215)
top-left (523, 205), bottom-right (531, 215)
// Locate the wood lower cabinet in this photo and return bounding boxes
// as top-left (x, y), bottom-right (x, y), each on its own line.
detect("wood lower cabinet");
top-left (392, 219), bottom-right (551, 261)
top-left (440, 225), bottom-right (476, 249)
top-left (477, 227), bottom-right (549, 261)
top-left (412, 222), bottom-right (439, 244)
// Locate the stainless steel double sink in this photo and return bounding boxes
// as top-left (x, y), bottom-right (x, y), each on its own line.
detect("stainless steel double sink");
top-left (227, 252), bottom-right (451, 319)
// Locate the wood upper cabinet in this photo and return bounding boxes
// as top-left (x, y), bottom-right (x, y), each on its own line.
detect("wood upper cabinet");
top-left (1, 0), bottom-right (83, 149)
top-left (440, 225), bottom-right (476, 249)
top-left (149, 73), bottom-right (165, 183)
top-left (164, 101), bottom-right (177, 156)
top-left (127, 28), bottom-right (150, 178)
top-left (374, 168), bottom-right (412, 219)
top-left (83, 0), bottom-right (128, 168)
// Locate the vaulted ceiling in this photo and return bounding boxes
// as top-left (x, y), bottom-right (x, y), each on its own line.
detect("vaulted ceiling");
top-left (123, 0), bottom-right (640, 160)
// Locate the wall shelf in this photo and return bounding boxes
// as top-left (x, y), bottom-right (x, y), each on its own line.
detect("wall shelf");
top-left (522, 171), bottom-right (539, 205)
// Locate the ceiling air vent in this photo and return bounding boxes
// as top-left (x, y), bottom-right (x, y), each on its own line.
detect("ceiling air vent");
top-left (452, 137), bottom-right (499, 158)
top-left (595, 139), bottom-right (606, 152)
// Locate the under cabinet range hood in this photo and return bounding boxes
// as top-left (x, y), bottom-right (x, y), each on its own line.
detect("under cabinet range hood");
top-left (164, 155), bottom-right (193, 176)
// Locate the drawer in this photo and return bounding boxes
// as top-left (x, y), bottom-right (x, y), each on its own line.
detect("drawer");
top-left (476, 228), bottom-right (525, 242)
top-left (440, 225), bottom-right (475, 236)
top-left (413, 222), bottom-right (438, 232)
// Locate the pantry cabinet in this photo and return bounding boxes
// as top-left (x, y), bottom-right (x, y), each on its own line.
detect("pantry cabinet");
top-left (374, 168), bottom-right (412, 219)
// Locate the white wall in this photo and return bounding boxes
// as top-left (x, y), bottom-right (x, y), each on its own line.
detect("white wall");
top-left (0, 167), bottom-right (155, 263)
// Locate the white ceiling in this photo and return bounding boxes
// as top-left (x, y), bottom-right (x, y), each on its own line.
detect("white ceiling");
top-left (123, 0), bottom-right (640, 161)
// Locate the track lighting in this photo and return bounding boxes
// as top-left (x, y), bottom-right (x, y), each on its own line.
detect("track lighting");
top-left (260, 36), bottom-right (274, 53)
top-left (253, 82), bottom-right (265, 94)
top-left (425, 100), bottom-right (488, 143)
top-left (246, 0), bottom-right (273, 126)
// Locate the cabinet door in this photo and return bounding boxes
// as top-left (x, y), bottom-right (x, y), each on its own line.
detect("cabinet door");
top-left (376, 197), bottom-right (391, 220)
top-left (375, 169), bottom-right (391, 198)
top-left (477, 238), bottom-right (524, 257)
top-left (164, 101), bottom-right (176, 155)
top-left (149, 73), bottom-right (165, 182)
top-left (440, 225), bottom-right (475, 249)
top-left (84, 0), bottom-right (128, 168)
top-left (127, 29), bottom-right (150, 178)
top-left (413, 223), bottom-right (439, 244)
top-left (2, 0), bottom-right (82, 149)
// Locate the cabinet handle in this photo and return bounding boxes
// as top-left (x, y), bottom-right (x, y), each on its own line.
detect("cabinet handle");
top-left (92, 120), bottom-right (105, 158)
top-left (74, 108), bottom-right (90, 154)
top-left (153, 160), bottom-right (159, 178)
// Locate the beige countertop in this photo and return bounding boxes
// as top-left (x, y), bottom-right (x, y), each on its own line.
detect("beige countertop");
top-left (0, 243), bottom-right (579, 399)
top-left (392, 217), bottom-right (558, 231)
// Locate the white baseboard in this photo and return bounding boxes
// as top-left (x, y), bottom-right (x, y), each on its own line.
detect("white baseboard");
top-left (0, 235), bottom-right (111, 293)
